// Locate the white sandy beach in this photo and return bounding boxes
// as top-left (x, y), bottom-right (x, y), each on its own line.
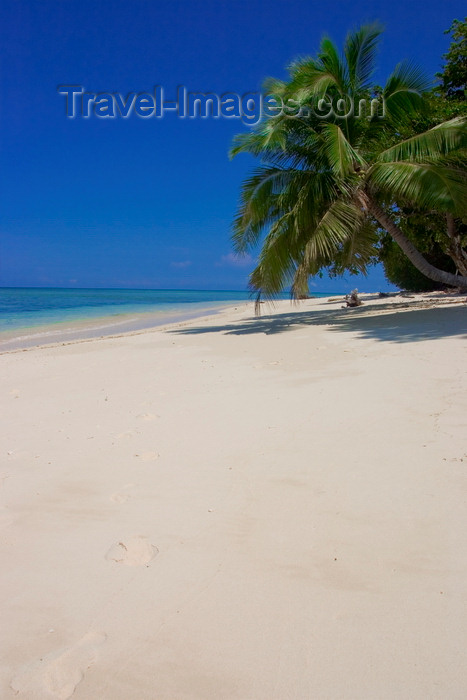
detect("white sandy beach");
top-left (1, 293), bottom-right (467, 699)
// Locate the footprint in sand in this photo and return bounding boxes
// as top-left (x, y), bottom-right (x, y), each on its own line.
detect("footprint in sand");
top-left (10, 631), bottom-right (106, 700)
top-left (115, 430), bottom-right (137, 440)
top-left (133, 451), bottom-right (159, 462)
top-left (109, 483), bottom-right (135, 504)
top-left (136, 412), bottom-right (158, 421)
top-left (105, 536), bottom-right (158, 566)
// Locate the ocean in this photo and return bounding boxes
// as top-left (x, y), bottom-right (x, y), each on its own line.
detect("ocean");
top-left (0, 287), bottom-right (333, 351)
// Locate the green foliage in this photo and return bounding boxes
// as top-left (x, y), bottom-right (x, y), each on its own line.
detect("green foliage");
top-left (436, 18), bottom-right (467, 100)
top-left (231, 24), bottom-right (467, 302)
top-left (379, 212), bottom-right (457, 291)
top-left (378, 18), bottom-right (467, 289)
top-left (379, 239), bottom-right (449, 291)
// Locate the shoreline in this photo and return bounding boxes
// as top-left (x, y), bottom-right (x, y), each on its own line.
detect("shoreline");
top-left (1, 289), bottom-right (465, 354)
top-left (0, 300), bottom-right (252, 353)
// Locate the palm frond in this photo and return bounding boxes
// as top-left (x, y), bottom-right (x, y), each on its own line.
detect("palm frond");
top-left (229, 121), bottom-right (287, 158)
top-left (233, 167), bottom-right (297, 252)
top-left (287, 36), bottom-right (347, 98)
top-left (336, 218), bottom-right (378, 272)
top-left (366, 161), bottom-right (467, 214)
top-left (262, 76), bottom-right (288, 95)
top-left (291, 201), bottom-right (371, 297)
top-left (247, 214), bottom-right (301, 304)
top-left (318, 37), bottom-right (348, 93)
top-left (321, 123), bottom-right (367, 175)
top-left (233, 166), bottom-right (337, 253)
top-left (344, 22), bottom-right (383, 91)
top-left (383, 61), bottom-right (430, 123)
top-left (301, 200), bottom-right (365, 267)
top-left (377, 117), bottom-right (467, 162)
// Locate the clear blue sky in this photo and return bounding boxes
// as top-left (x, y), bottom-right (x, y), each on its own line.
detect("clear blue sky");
top-left (1, 0), bottom-right (464, 292)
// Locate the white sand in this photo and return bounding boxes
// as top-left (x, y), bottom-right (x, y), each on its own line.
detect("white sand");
top-left (1, 294), bottom-right (466, 699)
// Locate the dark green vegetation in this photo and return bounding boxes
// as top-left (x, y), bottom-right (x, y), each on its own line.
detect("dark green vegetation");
top-left (380, 18), bottom-right (467, 290)
top-left (231, 22), bottom-right (467, 299)
top-left (437, 18), bottom-right (467, 101)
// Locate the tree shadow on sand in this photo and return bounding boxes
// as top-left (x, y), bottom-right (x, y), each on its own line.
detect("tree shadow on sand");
top-left (170, 302), bottom-right (467, 344)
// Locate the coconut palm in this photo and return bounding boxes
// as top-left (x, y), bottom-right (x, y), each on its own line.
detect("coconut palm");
top-left (231, 24), bottom-right (467, 305)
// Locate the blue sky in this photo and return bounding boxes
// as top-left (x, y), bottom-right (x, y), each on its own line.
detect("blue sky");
top-left (1, 0), bottom-right (464, 292)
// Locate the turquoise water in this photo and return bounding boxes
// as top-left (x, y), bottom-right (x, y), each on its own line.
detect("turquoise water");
top-left (0, 287), bottom-right (330, 350)
top-left (0, 288), bottom-right (253, 332)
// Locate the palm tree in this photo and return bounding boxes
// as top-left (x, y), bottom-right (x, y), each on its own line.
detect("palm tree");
top-left (231, 24), bottom-right (467, 306)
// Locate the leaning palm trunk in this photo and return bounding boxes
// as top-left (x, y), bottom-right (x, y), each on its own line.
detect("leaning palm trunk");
top-left (367, 199), bottom-right (467, 288)
top-left (231, 24), bottom-right (467, 301)
top-left (446, 213), bottom-right (467, 276)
